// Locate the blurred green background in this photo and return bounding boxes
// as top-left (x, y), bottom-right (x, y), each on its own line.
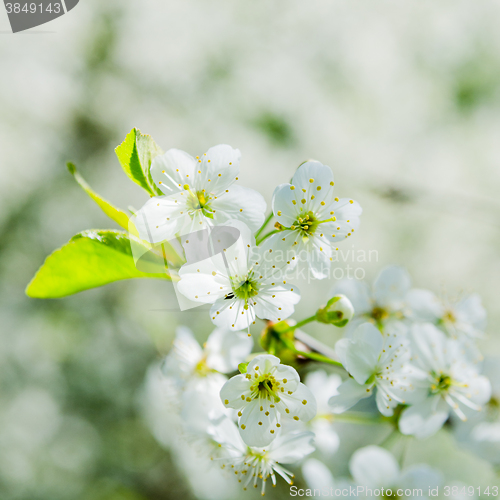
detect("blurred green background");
top-left (1, 1), bottom-right (500, 498)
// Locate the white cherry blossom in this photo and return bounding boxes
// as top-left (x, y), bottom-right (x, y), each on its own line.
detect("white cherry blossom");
top-left (210, 414), bottom-right (315, 496)
top-left (177, 221), bottom-right (300, 332)
top-left (398, 323), bottom-right (491, 439)
top-left (162, 325), bottom-right (253, 381)
top-left (407, 289), bottom-right (487, 340)
top-left (267, 160), bottom-right (362, 279)
top-left (220, 354), bottom-right (317, 447)
top-left (350, 445), bottom-right (443, 499)
top-left (329, 322), bottom-right (417, 416)
top-left (331, 266), bottom-right (412, 332)
top-left (134, 144), bottom-right (266, 243)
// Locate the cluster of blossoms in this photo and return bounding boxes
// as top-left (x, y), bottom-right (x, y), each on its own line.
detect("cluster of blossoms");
top-left (133, 144), bottom-right (496, 497)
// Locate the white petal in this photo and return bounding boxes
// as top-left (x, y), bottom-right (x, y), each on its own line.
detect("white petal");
top-left (162, 326), bottom-right (202, 377)
top-left (352, 322), bottom-right (384, 353)
top-left (465, 375), bottom-right (491, 406)
top-left (205, 328), bottom-right (254, 373)
top-left (398, 396), bottom-right (450, 439)
top-left (177, 253), bottom-right (230, 304)
top-left (278, 382), bottom-right (317, 423)
top-left (247, 354), bottom-right (281, 374)
top-left (274, 363), bottom-right (300, 392)
top-left (349, 445), bottom-right (399, 488)
top-left (256, 231), bottom-right (300, 274)
top-left (291, 161), bottom-right (335, 213)
top-left (455, 294), bottom-right (487, 333)
top-left (134, 195), bottom-right (189, 243)
top-left (406, 288), bottom-right (443, 321)
top-left (220, 374), bottom-right (251, 409)
top-left (239, 399), bottom-right (277, 447)
top-left (311, 419), bottom-right (340, 456)
top-left (409, 323), bottom-right (448, 374)
top-left (210, 297), bottom-right (256, 331)
top-left (373, 266), bottom-right (411, 309)
top-left (322, 198), bottom-right (362, 242)
top-left (302, 233), bottom-right (333, 280)
top-left (329, 378), bottom-right (373, 413)
top-left (151, 149), bottom-right (196, 195)
top-left (335, 337), bottom-right (379, 384)
top-left (253, 283), bottom-right (301, 322)
top-left (302, 458), bottom-right (335, 490)
top-left (272, 183), bottom-right (302, 227)
top-left (267, 430), bottom-right (316, 463)
top-left (399, 465), bottom-right (443, 491)
top-left (330, 279), bottom-right (372, 316)
top-left (195, 144), bottom-right (240, 194)
top-left (376, 385), bottom-right (399, 417)
top-left (211, 185), bottom-right (267, 232)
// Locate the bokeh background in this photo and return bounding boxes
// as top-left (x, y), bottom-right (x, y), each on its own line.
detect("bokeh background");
top-left (1, 1), bottom-right (500, 499)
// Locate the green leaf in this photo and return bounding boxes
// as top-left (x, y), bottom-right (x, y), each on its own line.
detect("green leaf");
top-left (115, 128), bottom-right (163, 195)
top-left (67, 162), bottom-right (130, 230)
top-left (26, 230), bottom-right (170, 299)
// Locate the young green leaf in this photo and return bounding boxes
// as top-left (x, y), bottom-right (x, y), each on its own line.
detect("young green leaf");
top-left (67, 162), bottom-right (130, 230)
top-left (26, 230), bottom-right (170, 299)
top-left (115, 128), bottom-right (163, 195)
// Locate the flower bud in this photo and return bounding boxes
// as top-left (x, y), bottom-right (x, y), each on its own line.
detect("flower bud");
top-left (316, 294), bottom-right (354, 327)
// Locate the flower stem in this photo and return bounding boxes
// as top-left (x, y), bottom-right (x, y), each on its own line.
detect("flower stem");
top-left (256, 229), bottom-right (280, 246)
top-left (255, 212), bottom-right (274, 240)
top-left (279, 336), bottom-right (344, 368)
top-left (379, 429), bottom-right (401, 449)
top-left (280, 315), bottom-right (317, 333)
top-left (330, 413), bottom-right (388, 426)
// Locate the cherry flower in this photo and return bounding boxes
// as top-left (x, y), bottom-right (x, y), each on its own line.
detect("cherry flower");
top-left (134, 144), bottom-right (266, 243)
top-left (398, 323), bottom-right (491, 439)
top-left (210, 414), bottom-right (315, 496)
top-left (162, 325), bottom-right (253, 381)
top-left (329, 322), bottom-right (417, 416)
top-left (220, 354), bottom-right (317, 447)
top-left (177, 221), bottom-right (300, 332)
top-left (331, 266), bottom-right (412, 332)
top-left (349, 446), bottom-right (443, 497)
top-left (267, 160), bottom-right (362, 279)
top-left (407, 289), bottom-right (487, 340)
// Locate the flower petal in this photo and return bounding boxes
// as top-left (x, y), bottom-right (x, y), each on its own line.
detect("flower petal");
top-left (291, 161), bottom-right (334, 213)
top-left (373, 266), bottom-right (411, 309)
top-left (239, 399), bottom-right (277, 447)
top-left (205, 328), bottom-right (254, 373)
top-left (212, 185), bottom-right (267, 232)
top-left (134, 195), bottom-right (190, 243)
top-left (278, 382), bottom-right (317, 423)
top-left (406, 288), bottom-right (443, 322)
top-left (302, 458), bottom-right (335, 490)
top-left (220, 374), bottom-right (251, 409)
top-left (253, 283), bottom-right (301, 323)
top-left (322, 198), bottom-right (362, 242)
top-left (398, 395), bottom-right (450, 439)
top-left (272, 183), bottom-right (301, 227)
top-left (151, 149), bottom-right (197, 195)
top-left (329, 378), bottom-right (373, 413)
top-left (268, 431), bottom-right (316, 463)
top-left (350, 445), bottom-right (399, 488)
top-left (210, 297), bottom-right (256, 331)
top-left (195, 144), bottom-right (240, 194)
top-left (330, 279), bottom-right (372, 316)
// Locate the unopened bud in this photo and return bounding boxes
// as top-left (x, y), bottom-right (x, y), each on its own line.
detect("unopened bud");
top-left (238, 362), bottom-right (249, 374)
top-left (316, 294), bottom-right (354, 327)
